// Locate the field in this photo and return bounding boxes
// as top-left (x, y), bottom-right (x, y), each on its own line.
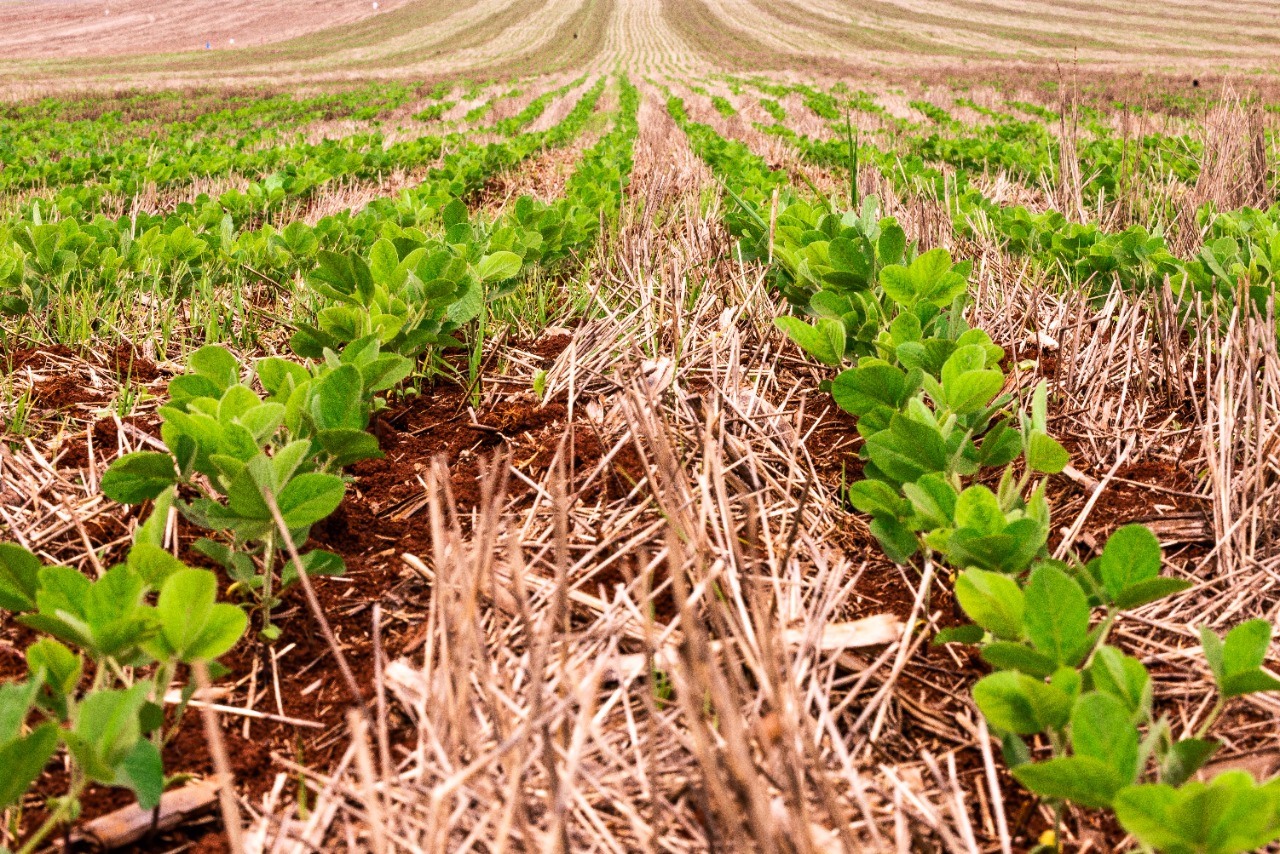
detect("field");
top-left (2, 2), bottom-right (1280, 852)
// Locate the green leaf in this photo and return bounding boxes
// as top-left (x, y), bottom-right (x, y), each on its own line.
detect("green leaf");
top-left (775, 316), bottom-right (846, 367)
top-left (973, 671), bottom-right (1071, 735)
top-left (868, 515), bottom-right (919, 564)
top-left (846, 479), bottom-right (909, 518)
top-left (476, 250), bottom-right (522, 282)
top-left (901, 473), bottom-right (957, 528)
top-left (1100, 524), bottom-right (1163, 602)
top-left (1220, 669), bottom-right (1280, 698)
top-left (66, 682), bottom-right (151, 781)
top-left (0, 543), bottom-right (42, 612)
top-left (1026, 430), bottom-right (1070, 474)
top-left (311, 364), bottom-right (365, 431)
top-left (1071, 692), bottom-right (1139, 784)
top-left (877, 223), bottom-right (906, 267)
top-left (187, 345), bottom-right (240, 392)
top-left (1114, 576), bottom-right (1192, 609)
top-left (943, 368), bottom-right (1005, 415)
top-left (1222, 619), bottom-right (1272, 676)
top-left (953, 485), bottom-right (1005, 536)
top-left (125, 543), bottom-right (185, 591)
top-left (1115, 772), bottom-right (1280, 854)
top-left (1161, 738), bottom-right (1220, 787)
top-left (27, 638), bottom-right (82, 700)
top-left (933, 624), bottom-right (984, 645)
top-left (831, 361), bottom-right (913, 416)
top-left (317, 428), bottom-right (384, 467)
top-left (368, 238), bottom-right (400, 286)
top-left (0, 723), bottom-right (58, 810)
top-left (1023, 563), bottom-right (1091, 667)
top-left (277, 473), bottom-right (345, 528)
top-left (954, 569), bottom-right (1024, 641)
top-left (281, 549), bottom-right (347, 589)
top-left (102, 452), bottom-right (177, 504)
top-left (1089, 646), bottom-right (1150, 717)
top-left (865, 414), bottom-right (949, 484)
top-left (981, 642), bottom-right (1056, 678)
top-left (1013, 756), bottom-right (1122, 809)
top-left (118, 738), bottom-right (165, 810)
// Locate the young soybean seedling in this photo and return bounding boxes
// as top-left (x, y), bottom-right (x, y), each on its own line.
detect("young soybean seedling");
top-left (0, 493), bottom-right (247, 854)
top-left (100, 343), bottom-right (389, 641)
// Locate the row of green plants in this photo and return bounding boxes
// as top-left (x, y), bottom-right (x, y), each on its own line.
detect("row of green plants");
top-left (0, 77), bottom-right (642, 851)
top-left (8, 76), bottom-right (587, 226)
top-left (766, 122), bottom-right (1280, 327)
top-left (0, 79), bottom-right (609, 346)
top-left (737, 76), bottom-right (1217, 224)
top-left (0, 81), bottom-right (424, 194)
top-left (673, 108), bottom-right (1280, 853)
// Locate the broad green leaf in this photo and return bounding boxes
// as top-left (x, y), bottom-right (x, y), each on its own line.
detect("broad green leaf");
top-left (0, 543), bottom-right (42, 612)
top-left (980, 642), bottom-right (1056, 678)
top-left (0, 723), bottom-right (58, 810)
top-left (901, 473), bottom-right (957, 528)
top-left (831, 361), bottom-right (912, 416)
top-left (311, 364), bottom-right (364, 431)
top-left (1026, 430), bottom-right (1070, 474)
top-left (973, 670), bottom-right (1071, 735)
top-left (877, 223), bottom-right (906, 267)
top-left (1222, 619), bottom-right (1272, 676)
top-left (1100, 524), bottom-right (1163, 602)
top-left (125, 543), bottom-right (185, 590)
top-left (1115, 772), bottom-right (1280, 854)
top-left (1161, 738), bottom-right (1220, 787)
top-left (66, 682), bottom-right (151, 781)
top-left (476, 250), bottom-right (522, 282)
top-left (953, 485), bottom-right (1004, 536)
top-left (1071, 692), bottom-right (1139, 784)
top-left (775, 316), bottom-right (845, 367)
top-left (943, 369), bottom-right (1004, 415)
top-left (187, 345), bottom-right (239, 392)
top-left (447, 279), bottom-right (484, 325)
top-left (846, 479), bottom-right (910, 518)
top-left (878, 264), bottom-right (916, 306)
top-left (865, 414), bottom-right (948, 484)
top-left (1013, 756), bottom-right (1122, 809)
top-left (1114, 576), bottom-right (1192, 610)
top-left (1023, 563), bottom-right (1091, 666)
top-left (954, 569), bottom-right (1024, 641)
top-left (868, 515), bottom-right (919, 564)
top-left (282, 549), bottom-right (347, 589)
top-left (102, 452), bottom-right (177, 504)
top-left (0, 678), bottom-right (41, 744)
top-left (277, 473), bottom-right (345, 528)
top-left (1220, 669), bottom-right (1280, 698)
top-left (1089, 646), bottom-right (1150, 717)
top-left (368, 238), bottom-right (400, 286)
top-left (112, 737), bottom-right (164, 810)
top-left (933, 624), bottom-right (984, 645)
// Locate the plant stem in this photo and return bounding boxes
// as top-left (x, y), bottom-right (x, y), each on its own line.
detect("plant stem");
top-left (261, 530), bottom-right (276, 637)
top-left (16, 779), bottom-right (85, 854)
top-left (1194, 698), bottom-right (1226, 740)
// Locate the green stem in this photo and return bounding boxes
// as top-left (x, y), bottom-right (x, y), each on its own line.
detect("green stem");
top-left (1194, 698), bottom-right (1226, 740)
top-left (261, 531), bottom-right (276, 636)
top-left (16, 778), bottom-right (85, 854)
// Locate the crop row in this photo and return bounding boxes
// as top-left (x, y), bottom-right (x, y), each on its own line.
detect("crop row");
top-left (4, 77), bottom-right (585, 222)
top-left (766, 122), bottom-right (1279, 329)
top-left (0, 78), bottom-right (609, 345)
top-left (0, 81), bottom-right (429, 194)
top-left (668, 95), bottom-right (1280, 853)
